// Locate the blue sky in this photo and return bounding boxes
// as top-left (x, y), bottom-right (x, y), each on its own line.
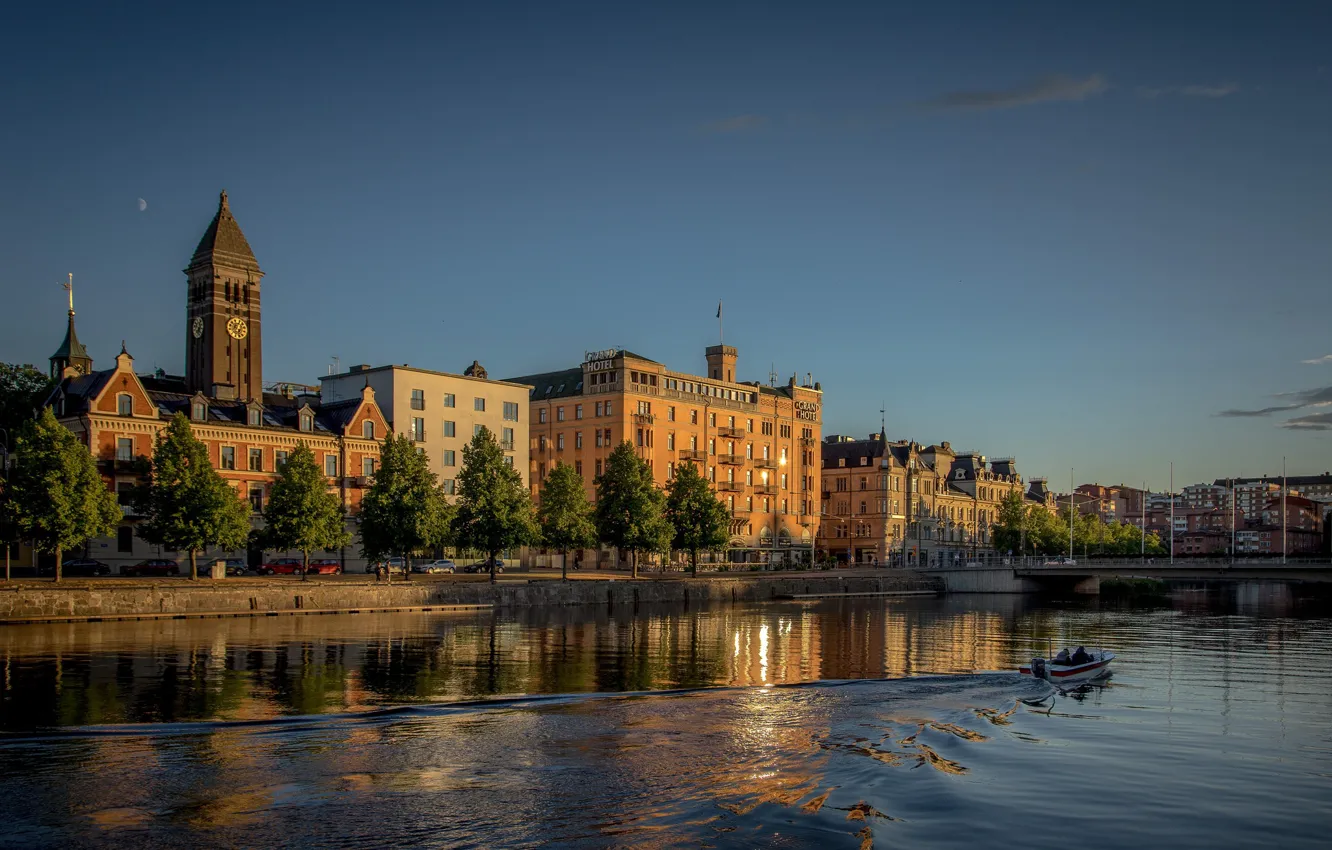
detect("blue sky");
top-left (2, 1), bottom-right (1330, 489)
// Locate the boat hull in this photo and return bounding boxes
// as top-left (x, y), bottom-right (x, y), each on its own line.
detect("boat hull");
top-left (1021, 651), bottom-right (1114, 684)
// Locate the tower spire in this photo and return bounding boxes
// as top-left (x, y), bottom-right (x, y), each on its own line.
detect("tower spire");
top-left (63, 273), bottom-right (74, 315)
top-left (51, 273), bottom-right (92, 379)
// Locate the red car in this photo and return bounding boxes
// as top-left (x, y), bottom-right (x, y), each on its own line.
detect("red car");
top-left (259, 558), bottom-right (305, 575)
top-left (306, 559), bottom-right (342, 575)
top-left (122, 559), bottom-right (180, 577)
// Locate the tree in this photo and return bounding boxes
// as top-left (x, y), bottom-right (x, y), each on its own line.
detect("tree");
top-left (454, 426), bottom-right (538, 584)
top-left (538, 462), bottom-right (596, 581)
top-left (665, 459), bottom-right (730, 576)
top-left (134, 413), bottom-right (252, 580)
top-left (259, 443), bottom-right (350, 580)
top-left (7, 408), bottom-right (121, 581)
top-left (358, 433), bottom-right (445, 574)
top-left (0, 363), bottom-right (53, 445)
top-left (595, 442), bottom-right (672, 579)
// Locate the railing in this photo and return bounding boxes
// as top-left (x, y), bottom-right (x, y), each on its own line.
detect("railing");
top-left (753, 458), bottom-right (778, 470)
top-left (754, 484), bottom-right (778, 496)
top-left (633, 412), bottom-right (656, 424)
top-left (716, 426), bottom-right (744, 439)
top-left (678, 449), bottom-right (706, 461)
top-left (716, 481), bottom-right (743, 492)
top-left (717, 453), bottom-right (744, 465)
top-left (500, 439), bottom-right (515, 451)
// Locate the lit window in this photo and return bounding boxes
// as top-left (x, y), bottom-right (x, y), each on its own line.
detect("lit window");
top-left (504, 401), bottom-right (520, 421)
top-left (411, 418), bottom-right (425, 441)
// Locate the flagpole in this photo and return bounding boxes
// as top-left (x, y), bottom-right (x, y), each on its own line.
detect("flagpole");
top-left (1282, 456), bottom-right (1287, 565)
top-left (1169, 462), bottom-right (1174, 565)
top-left (717, 300), bottom-right (723, 346)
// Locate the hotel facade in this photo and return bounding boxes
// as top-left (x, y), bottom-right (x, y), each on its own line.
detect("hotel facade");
top-left (507, 345), bottom-right (823, 564)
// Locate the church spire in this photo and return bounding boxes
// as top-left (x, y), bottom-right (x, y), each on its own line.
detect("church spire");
top-left (50, 273), bottom-right (92, 379)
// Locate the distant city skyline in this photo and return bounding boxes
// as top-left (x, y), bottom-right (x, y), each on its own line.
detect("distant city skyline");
top-left (3, 2), bottom-right (1329, 489)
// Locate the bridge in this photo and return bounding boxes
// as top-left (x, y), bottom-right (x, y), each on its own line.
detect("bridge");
top-left (919, 557), bottom-right (1332, 593)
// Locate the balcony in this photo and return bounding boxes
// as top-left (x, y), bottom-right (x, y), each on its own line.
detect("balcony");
top-left (754, 484), bottom-right (778, 496)
top-left (633, 412), bottom-right (656, 425)
top-left (677, 449), bottom-right (706, 461)
top-left (753, 457), bottom-right (778, 470)
top-left (500, 439), bottom-right (515, 451)
top-left (717, 480), bottom-right (743, 492)
top-left (716, 426), bottom-right (744, 439)
top-left (717, 453), bottom-right (744, 466)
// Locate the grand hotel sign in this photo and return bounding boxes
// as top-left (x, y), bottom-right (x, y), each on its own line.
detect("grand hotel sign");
top-left (795, 400), bottom-right (821, 421)
top-left (583, 349), bottom-right (618, 371)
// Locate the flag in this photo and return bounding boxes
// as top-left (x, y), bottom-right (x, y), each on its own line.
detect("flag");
top-left (716, 301), bottom-right (722, 319)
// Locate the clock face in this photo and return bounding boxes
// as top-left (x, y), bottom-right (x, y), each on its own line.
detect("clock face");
top-left (227, 317), bottom-right (248, 340)
top-left (192, 317), bottom-right (204, 339)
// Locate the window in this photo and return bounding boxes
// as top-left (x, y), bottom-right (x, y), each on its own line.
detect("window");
top-left (558, 433), bottom-right (566, 450)
top-left (636, 429), bottom-right (644, 447)
top-left (557, 406), bottom-right (565, 422)
top-left (192, 402), bottom-right (206, 421)
top-left (637, 400), bottom-right (651, 415)
top-left (502, 427), bottom-right (514, 449)
top-left (781, 473), bottom-right (788, 489)
top-left (575, 431), bottom-right (583, 449)
top-left (595, 430), bottom-right (603, 448)
top-left (275, 450), bottom-right (289, 469)
top-left (667, 406), bottom-right (676, 421)
top-left (117, 482), bottom-right (134, 506)
top-left (116, 437), bottom-right (133, 462)
top-left (441, 479), bottom-right (456, 495)
top-left (667, 462), bottom-right (675, 480)
top-left (443, 393), bottom-right (456, 408)
top-left (746, 470), bottom-right (753, 485)
top-left (300, 413), bottom-right (313, 432)
top-left (363, 457), bottom-right (376, 476)
top-left (325, 455), bottom-right (338, 477)
top-left (249, 448), bottom-right (263, 471)
top-left (594, 402), bottom-right (602, 417)
top-left (604, 400), bottom-right (614, 416)
top-left (474, 424), bottom-right (483, 436)
top-left (221, 446), bottom-right (236, 470)
top-left (709, 413), bottom-right (716, 427)
top-left (860, 477), bottom-right (867, 491)
top-left (690, 410), bottom-right (698, 425)
top-left (603, 427), bottom-right (612, 445)
top-left (747, 419), bottom-right (754, 432)
top-left (728, 415), bottom-right (735, 428)
top-left (411, 389), bottom-right (425, 410)
top-left (249, 408), bottom-right (262, 426)
top-left (474, 397), bottom-right (486, 412)
top-left (709, 438), bottom-right (716, 455)
top-left (412, 418), bottom-right (425, 441)
top-left (443, 450), bottom-right (456, 467)
top-left (595, 459), bottom-right (603, 478)
top-left (504, 401), bottom-right (520, 421)
top-left (540, 408), bottom-right (548, 424)
top-left (117, 526), bottom-right (133, 553)
top-left (117, 394), bottom-right (132, 416)
top-left (690, 435), bottom-right (698, 450)
top-left (363, 420), bottom-right (375, 440)
top-left (504, 456), bottom-right (513, 467)
top-left (250, 486), bottom-right (264, 513)
top-left (666, 432), bottom-right (674, 450)
top-left (444, 420), bottom-right (456, 438)
top-left (575, 404), bottom-right (583, 420)
top-left (746, 443), bottom-right (753, 459)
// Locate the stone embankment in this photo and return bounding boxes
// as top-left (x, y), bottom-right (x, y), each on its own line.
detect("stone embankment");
top-left (0, 573), bottom-right (942, 624)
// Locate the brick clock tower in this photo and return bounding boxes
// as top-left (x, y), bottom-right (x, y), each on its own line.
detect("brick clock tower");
top-left (185, 191), bottom-right (263, 401)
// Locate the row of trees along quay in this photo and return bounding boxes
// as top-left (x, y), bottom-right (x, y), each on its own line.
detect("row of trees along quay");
top-left (0, 404), bottom-right (735, 582)
top-left (989, 491), bottom-right (1167, 557)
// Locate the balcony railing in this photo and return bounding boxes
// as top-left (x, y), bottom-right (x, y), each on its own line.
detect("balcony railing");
top-left (717, 481), bottom-right (744, 492)
top-left (678, 449), bottom-right (706, 461)
top-left (753, 457), bottom-right (778, 470)
top-left (716, 426), bottom-right (744, 439)
top-left (754, 484), bottom-right (778, 496)
top-left (500, 439), bottom-right (515, 451)
top-left (717, 453), bottom-right (744, 465)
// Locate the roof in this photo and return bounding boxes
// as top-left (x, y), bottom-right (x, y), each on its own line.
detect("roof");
top-left (186, 191), bottom-right (260, 273)
top-left (504, 367), bottom-right (585, 401)
top-left (50, 314), bottom-right (89, 362)
top-left (45, 368), bottom-right (114, 415)
top-left (821, 436), bottom-right (889, 467)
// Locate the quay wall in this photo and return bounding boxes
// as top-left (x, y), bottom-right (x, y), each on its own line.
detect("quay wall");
top-left (0, 573), bottom-right (942, 623)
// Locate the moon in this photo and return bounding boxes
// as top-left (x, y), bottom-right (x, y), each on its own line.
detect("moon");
top-left (137, 198), bottom-right (147, 212)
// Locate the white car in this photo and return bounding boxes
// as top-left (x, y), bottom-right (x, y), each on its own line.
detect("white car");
top-left (412, 559), bottom-right (457, 574)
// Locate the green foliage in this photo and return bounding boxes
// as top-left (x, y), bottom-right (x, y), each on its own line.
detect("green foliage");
top-left (453, 426), bottom-right (538, 582)
top-left (0, 362), bottom-right (54, 441)
top-left (358, 433), bottom-right (445, 564)
top-left (665, 460), bottom-right (730, 576)
top-left (260, 443), bottom-right (350, 576)
top-left (6, 408), bottom-right (121, 580)
top-left (134, 413), bottom-right (252, 579)
top-left (538, 462), bottom-right (596, 580)
top-left (595, 442), bottom-right (672, 578)
top-left (991, 491), bottom-right (1165, 556)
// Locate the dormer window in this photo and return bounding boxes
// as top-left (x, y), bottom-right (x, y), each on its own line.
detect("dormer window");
top-left (192, 402), bottom-right (206, 421)
top-left (117, 394), bottom-right (133, 417)
top-left (363, 420), bottom-right (375, 440)
top-left (300, 413), bottom-right (313, 432)
top-left (248, 408), bottom-right (262, 427)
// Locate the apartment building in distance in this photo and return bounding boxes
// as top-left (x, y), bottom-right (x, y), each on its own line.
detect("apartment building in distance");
top-left (507, 345), bottom-right (823, 563)
top-left (321, 361), bottom-right (532, 497)
top-left (817, 436), bottom-right (1025, 566)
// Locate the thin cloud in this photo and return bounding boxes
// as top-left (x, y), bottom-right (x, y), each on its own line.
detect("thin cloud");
top-left (700, 114), bottom-right (769, 134)
top-left (1282, 412), bottom-right (1332, 432)
top-left (1139, 83), bottom-right (1241, 99)
top-left (920, 74), bottom-right (1107, 111)
top-left (1302, 354), bottom-right (1332, 365)
top-left (1216, 404), bottom-right (1303, 418)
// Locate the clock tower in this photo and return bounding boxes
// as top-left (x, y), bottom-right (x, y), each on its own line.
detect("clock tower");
top-left (185, 191), bottom-right (263, 400)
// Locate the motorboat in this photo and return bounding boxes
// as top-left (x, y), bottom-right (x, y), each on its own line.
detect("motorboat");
top-left (1020, 648), bottom-right (1114, 685)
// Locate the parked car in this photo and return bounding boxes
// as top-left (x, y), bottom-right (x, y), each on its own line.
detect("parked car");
top-left (223, 561), bottom-right (250, 577)
top-left (366, 558), bottom-right (408, 575)
top-left (122, 559), bottom-right (180, 577)
top-left (461, 559), bottom-right (504, 574)
top-left (306, 558), bottom-right (342, 575)
top-left (412, 559), bottom-right (456, 574)
top-left (259, 558), bottom-right (306, 575)
top-left (39, 558), bottom-right (112, 577)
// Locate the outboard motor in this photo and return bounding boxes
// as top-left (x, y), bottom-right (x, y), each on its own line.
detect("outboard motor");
top-left (1031, 657), bottom-right (1048, 681)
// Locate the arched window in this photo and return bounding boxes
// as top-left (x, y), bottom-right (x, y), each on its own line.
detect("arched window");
top-left (117, 394), bottom-right (132, 416)
top-left (363, 420), bottom-right (375, 440)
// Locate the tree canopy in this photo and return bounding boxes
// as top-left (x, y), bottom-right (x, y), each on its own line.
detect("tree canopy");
top-left (0, 363), bottom-right (53, 444)
top-left (358, 433), bottom-right (447, 567)
top-left (6, 408), bottom-right (121, 581)
top-left (134, 413), bottom-right (252, 579)
top-left (665, 460), bottom-right (730, 576)
top-left (260, 443), bottom-right (350, 578)
top-left (595, 442), bottom-right (672, 578)
top-left (538, 462), bottom-right (596, 581)
top-left (991, 491), bottom-right (1164, 557)
top-left (453, 426), bottom-right (538, 583)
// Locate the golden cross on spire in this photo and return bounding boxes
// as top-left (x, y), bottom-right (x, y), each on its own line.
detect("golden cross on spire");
top-left (62, 273), bottom-right (74, 315)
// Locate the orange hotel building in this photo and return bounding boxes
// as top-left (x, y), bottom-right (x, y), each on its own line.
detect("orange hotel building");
top-left (506, 345), bottom-right (824, 565)
top-left (39, 192), bottom-right (387, 573)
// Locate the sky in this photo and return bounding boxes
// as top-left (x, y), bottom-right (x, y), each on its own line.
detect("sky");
top-left (2, 1), bottom-right (1330, 490)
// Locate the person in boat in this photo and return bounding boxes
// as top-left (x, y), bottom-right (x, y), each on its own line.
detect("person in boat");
top-left (1071, 646), bottom-right (1092, 665)
top-left (1054, 648), bottom-right (1071, 664)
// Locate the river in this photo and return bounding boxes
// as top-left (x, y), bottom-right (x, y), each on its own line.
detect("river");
top-left (1, 583), bottom-right (1329, 848)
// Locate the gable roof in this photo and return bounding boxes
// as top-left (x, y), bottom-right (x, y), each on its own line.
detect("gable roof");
top-left (187, 191), bottom-right (261, 273)
top-left (504, 367), bottom-right (585, 401)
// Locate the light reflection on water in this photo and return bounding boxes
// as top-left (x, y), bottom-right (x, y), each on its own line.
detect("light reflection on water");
top-left (0, 584), bottom-right (1329, 848)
